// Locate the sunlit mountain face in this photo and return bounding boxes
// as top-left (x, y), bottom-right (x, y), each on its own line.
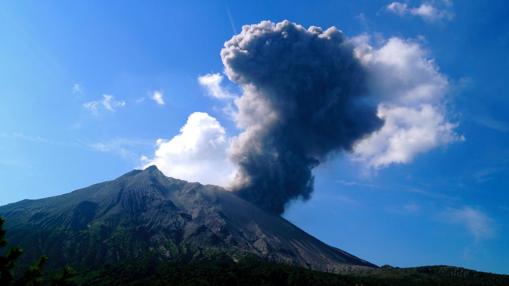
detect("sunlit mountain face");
top-left (0, 166), bottom-right (374, 272)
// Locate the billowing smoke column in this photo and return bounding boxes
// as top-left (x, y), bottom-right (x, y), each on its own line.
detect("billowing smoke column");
top-left (221, 21), bottom-right (382, 214)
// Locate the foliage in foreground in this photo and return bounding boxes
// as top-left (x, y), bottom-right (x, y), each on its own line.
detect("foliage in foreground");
top-left (75, 254), bottom-right (509, 286)
top-left (0, 217), bottom-right (75, 286)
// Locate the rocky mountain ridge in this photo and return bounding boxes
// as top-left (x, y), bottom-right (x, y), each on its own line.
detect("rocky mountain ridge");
top-left (0, 166), bottom-right (374, 272)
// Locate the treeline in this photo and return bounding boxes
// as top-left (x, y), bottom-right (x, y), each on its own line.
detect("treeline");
top-left (75, 254), bottom-right (509, 286)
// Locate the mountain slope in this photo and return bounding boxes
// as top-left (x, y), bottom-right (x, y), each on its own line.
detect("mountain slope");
top-left (0, 166), bottom-right (374, 272)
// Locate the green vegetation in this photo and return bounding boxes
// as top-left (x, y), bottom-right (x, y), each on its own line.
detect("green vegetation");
top-left (0, 218), bottom-right (75, 286)
top-left (74, 254), bottom-right (509, 286)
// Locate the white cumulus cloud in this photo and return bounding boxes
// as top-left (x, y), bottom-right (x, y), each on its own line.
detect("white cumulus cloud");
top-left (351, 35), bottom-right (463, 168)
top-left (142, 112), bottom-right (235, 186)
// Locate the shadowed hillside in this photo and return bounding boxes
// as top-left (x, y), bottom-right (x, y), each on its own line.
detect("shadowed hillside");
top-left (0, 166), bottom-right (373, 273)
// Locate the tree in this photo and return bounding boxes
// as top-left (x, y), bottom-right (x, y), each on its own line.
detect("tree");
top-left (50, 266), bottom-right (76, 286)
top-left (0, 217), bottom-right (23, 285)
top-left (0, 217), bottom-right (75, 286)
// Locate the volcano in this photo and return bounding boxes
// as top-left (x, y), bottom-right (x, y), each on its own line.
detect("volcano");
top-left (0, 166), bottom-right (374, 273)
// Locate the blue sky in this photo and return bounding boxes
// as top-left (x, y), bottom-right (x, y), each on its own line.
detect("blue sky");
top-left (1, 0), bottom-right (508, 274)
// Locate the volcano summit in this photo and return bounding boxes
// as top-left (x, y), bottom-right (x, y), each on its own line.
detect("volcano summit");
top-left (0, 166), bottom-right (374, 272)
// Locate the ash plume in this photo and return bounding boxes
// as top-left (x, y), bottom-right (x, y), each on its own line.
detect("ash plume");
top-left (221, 20), bottom-right (383, 214)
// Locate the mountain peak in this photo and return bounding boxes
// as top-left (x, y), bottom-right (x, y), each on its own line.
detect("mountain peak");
top-left (144, 165), bottom-right (162, 173)
top-left (142, 165), bottom-right (175, 180)
top-left (0, 167), bottom-right (375, 273)
top-left (118, 165), bottom-right (165, 180)
top-left (139, 165), bottom-right (169, 181)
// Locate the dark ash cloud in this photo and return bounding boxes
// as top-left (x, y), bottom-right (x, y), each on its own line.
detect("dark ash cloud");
top-left (221, 20), bottom-right (382, 214)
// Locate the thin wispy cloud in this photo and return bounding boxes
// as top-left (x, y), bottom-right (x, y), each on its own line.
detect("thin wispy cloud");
top-left (0, 132), bottom-right (52, 144)
top-left (386, 1), bottom-right (454, 22)
top-left (472, 115), bottom-right (509, 133)
top-left (356, 13), bottom-right (371, 30)
top-left (473, 166), bottom-right (507, 184)
top-left (0, 159), bottom-right (31, 169)
top-left (225, 1), bottom-right (237, 34)
top-left (83, 94), bottom-right (126, 115)
top-left (198, 73), bottom-right (236, 100)
top-left (388, 202), bottom-right (421, 215)
top-left (0, 132), bottom-right (81, 148)
top-left (443, 206), bottom-right (495, 240)
top-left (72, 83), bottom-right (83, 95)
top-left (336, 179), bottom-right (386, 190)
top-left (89, 138), bottom-right (152, 160)
top-left (402, 202), bottom-right (421, 213)
top-left (151, 90), bottom-right (165, 106)
top-left (336, 178), bottom-right (460, 203)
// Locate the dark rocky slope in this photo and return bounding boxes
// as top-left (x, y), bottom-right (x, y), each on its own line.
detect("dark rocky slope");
top-left (0, 166), bottom-right (374, 272)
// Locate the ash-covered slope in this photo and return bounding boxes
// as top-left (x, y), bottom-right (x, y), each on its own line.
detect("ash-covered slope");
top-left (0, 166), bottom-right (375, 272)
